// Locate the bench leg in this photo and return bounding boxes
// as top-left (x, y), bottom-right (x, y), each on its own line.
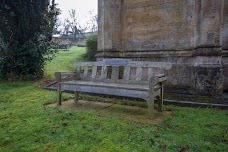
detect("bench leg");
top-left (57, 90), bottom-right (62, 106)
top-left (147, 96), bottom-right (154, 118)
top-left (56, 72), bottom-right (62, 106)
top-left (157, 96), bottom-right (163, 112)
top-left (148, 77), bottom-right (155, 118)
top-left (158, 84), bottom-right (164, 112)
top-left (74, 91), bottom-right (79, 102)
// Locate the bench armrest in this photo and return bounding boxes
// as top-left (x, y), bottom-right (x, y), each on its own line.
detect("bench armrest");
top-left (55, 71), bottom-right (80, 82)
top-left (149, 74), bottom-right (166, 86)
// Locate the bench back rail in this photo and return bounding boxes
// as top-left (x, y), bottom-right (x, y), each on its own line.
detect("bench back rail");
top-left (74, 59), bottom-right (171, 83)
top-left (55, 59), bottom-right (172, 117)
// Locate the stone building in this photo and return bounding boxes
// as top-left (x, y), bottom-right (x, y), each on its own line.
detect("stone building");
top-left (97, 0), bottom-right (228, 96)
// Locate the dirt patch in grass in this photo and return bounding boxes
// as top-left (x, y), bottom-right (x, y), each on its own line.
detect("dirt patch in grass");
top-left (47, 99), bottom-right (172, 125)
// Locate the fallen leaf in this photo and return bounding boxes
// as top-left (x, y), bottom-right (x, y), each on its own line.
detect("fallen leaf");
top-left (63, 123), bottom-right (68, 127)
top-left (80, 117), bottom-right (84, 122)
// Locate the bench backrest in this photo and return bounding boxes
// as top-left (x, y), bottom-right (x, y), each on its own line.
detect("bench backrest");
top-left (74, 59), bottom-right (171, 83)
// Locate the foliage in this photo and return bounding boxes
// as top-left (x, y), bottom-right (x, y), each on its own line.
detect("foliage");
top-left (85, 33), bottom-right (97, 61)
top-left (62, 9), bottom-right (86, 37)
top-left (88, 11), bottom-right (98, 32)
top-left (0, 47), bottom-right (227, 151)
top-left (0, 0), bottom-right (60, 80)
top-left (53, 17), bottom-right (62, 35)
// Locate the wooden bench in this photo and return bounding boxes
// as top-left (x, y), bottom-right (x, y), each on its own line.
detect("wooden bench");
top-left (55, 59), bottom-right (171, 117)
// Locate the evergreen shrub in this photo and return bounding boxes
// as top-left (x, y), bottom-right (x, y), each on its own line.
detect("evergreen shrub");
top-left (0, 0), bottom-right (59, 80)
top-left (85, 33), bottom-right (97, 61)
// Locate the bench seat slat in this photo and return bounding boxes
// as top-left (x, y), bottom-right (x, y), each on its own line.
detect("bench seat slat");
top-left (61, 80), bottom-right (161, 91)
top-left (61, 80), bottom-right (149, 91)
top-left (61, 84), bottom-right (149, 99)
top-left (61, 81), bottom-right (161, 99)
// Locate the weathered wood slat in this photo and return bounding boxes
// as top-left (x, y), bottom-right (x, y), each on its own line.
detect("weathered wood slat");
top-left (75, 62), bottom-right (99, 67)
top-left (136, 67), bottom-right (142, 81)
top-left (55, 72), bottom-right (62, 106)
top-left (92, 66), bottom-right (97, 79)
top-left (105, 59), bottom-right (130, 66)
top-left (111, 66), bottom-right (119, 80)
top-left (158, 83), bottom-right (164, 112)
top-left (59, 72), bottom-right (77, 77)
top-left (158, 77), bottom-right (166, 82)
top-left (97, 79), bottom-right (147, 84)
top-left (123, 66), bottom-right (130, 80)
top-left (128, 61), bottom-right (172, 69)
top-left (61, 83), bottom-right (149, 99)
top-left (74, 60), bottom-right (172, 70)
top-left (148, 68), bottom-right (153, 81)
top-left (74, 91), bottom-right (79, 102)
top-left (76, 66), bottom-right (80, 73)
top-left (156, 74), bottom-right (165, 77)
top-left (61, 80), bottom-right (149, 91)
top-left (148, 76), bottom-right (155, 117)
top-left (83, 66), bottom-right (88, 77)
top-left (159, 67), bottom-right (165, 75)
top-left (101, 66), bottom-right (107, 79)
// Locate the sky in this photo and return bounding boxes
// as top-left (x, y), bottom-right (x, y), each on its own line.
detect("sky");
top-left (55, 0), bottom-right (98, 26)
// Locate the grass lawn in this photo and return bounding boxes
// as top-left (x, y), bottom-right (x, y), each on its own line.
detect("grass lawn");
top-left (0, 46), bottom-right (227, 151)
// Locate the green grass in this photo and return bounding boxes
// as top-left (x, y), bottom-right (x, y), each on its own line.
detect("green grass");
top-left (44, 46), bottom-right (87, 79)
top-left (0, 46), bottom-right (227, 151)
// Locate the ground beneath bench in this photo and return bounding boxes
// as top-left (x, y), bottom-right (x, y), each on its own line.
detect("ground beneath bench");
top-left (47, 99), bottom-right (172, 125)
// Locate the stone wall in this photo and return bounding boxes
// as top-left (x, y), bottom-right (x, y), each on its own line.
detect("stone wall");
top-left (52, 36), bottom-right (86, 47)
top-left (222, 0), bottom-right (228, 91)
top-left (123, 0), bottom-right (195, 51)
top-left (97, 0), bottom-right (228, 96)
